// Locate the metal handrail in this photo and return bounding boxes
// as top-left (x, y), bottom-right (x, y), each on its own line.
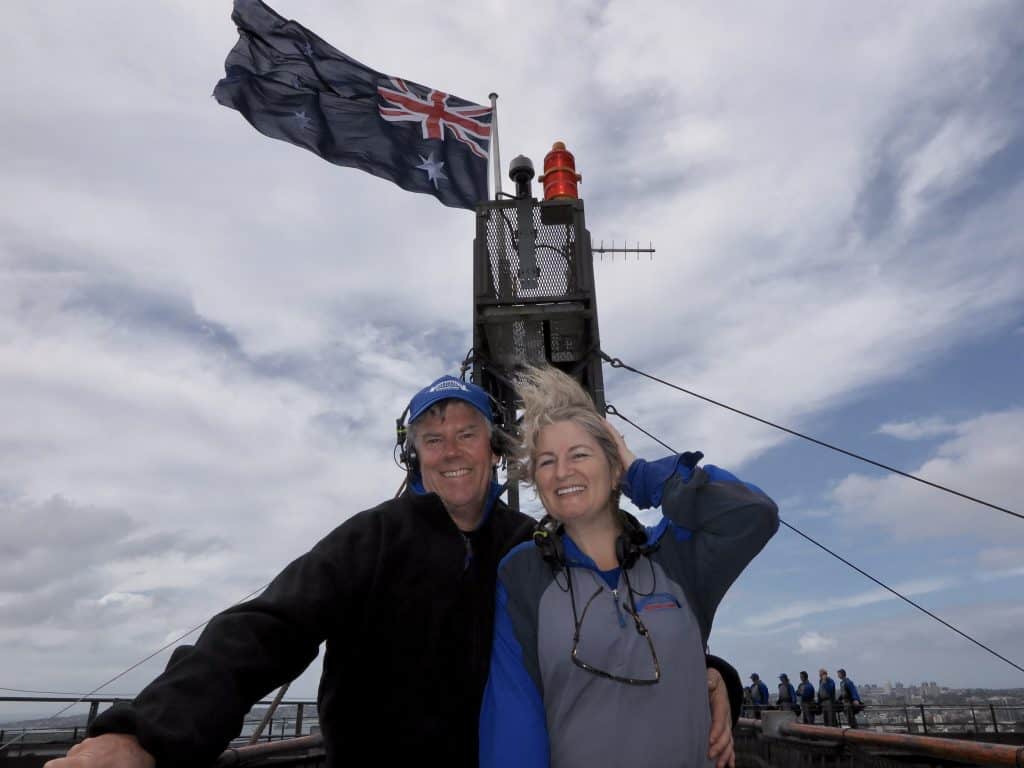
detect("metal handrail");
top-left (741, 714), bottom-right (1024, 767)
top-left (0, 695), bottom-right (321, 756)
top-left (216, 734), bottom-right (324, 766)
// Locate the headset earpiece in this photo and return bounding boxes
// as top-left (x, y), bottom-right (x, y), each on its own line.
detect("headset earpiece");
top-left (535, 513), bottom-right (649, 572)
top-left (615, 511), bottom-right (652, 570)
top-left (404, 445), bottom-right (419, 473)
top-left (396, 407), bottom-right (418, 473)
top-left (533, 515), bottom-right (565, 571)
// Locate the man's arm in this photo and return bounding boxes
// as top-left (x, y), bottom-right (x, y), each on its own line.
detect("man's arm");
top-left (706, 655), bottom-right (742, 727)
top-left (706, 655), bottom-right (740, 768)
top-left (48, 515), bottom-right (374, 767)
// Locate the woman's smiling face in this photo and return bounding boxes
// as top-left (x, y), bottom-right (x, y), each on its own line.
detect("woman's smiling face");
top-left (534, 419), bottom-right (616, 526)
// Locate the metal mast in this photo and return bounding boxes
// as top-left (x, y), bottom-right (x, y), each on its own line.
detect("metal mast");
top-left (471, 143), bottom-right (605, 512)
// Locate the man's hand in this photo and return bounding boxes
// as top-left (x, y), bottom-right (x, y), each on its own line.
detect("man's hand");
top-left (43, 733), bottom-right (155, 768)
top-left (708, 667), bottom-right (736, 768)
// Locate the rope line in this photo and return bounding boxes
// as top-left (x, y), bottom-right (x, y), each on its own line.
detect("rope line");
top-left (604, 405), bottom-right (1024, 676)
top-left (600, 351), bottom-right (1022, 521)
top-left (779, 521), bottom-right (1024, 675)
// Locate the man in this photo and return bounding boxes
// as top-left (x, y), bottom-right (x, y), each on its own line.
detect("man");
top-left (837, 668), bottom-right (862, 728)
top-left (796, 670), bottom-right (816, 724)
top-left (46, 375), bottom-right (739, 768)
top-left (749, 673), bottom-right (770, 719)
top-left (777, 673), bottom-right (796, 712)
top-left (818, 668), bottom-right (837, 727)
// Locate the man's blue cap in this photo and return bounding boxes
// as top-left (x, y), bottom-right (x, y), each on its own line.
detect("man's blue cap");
top-left (779, 674), bottom-right (789, 680)
top-left (408, 375), bottom-right (493, 425)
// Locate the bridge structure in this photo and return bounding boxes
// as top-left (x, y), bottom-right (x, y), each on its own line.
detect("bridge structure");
top-left (1, 694), bottom-right (1022, 767)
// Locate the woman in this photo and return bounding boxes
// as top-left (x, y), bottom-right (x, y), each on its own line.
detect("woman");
top-left (479, 366), bottom-right (779, 768)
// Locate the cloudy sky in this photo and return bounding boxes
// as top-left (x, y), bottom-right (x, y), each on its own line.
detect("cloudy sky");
top-left (2, 0), bottom-right (1023, 723)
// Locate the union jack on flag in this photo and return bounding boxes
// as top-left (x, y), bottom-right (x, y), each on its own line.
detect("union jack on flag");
top-left (378, 78), bottom-right (492, 160)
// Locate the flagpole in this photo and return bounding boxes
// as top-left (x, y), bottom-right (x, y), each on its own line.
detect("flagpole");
top-left (489, 93), bottom-right (502, 199)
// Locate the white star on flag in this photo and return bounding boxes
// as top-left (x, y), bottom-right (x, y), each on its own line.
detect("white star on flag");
top-left (416, 153), bottom-right (448, 189)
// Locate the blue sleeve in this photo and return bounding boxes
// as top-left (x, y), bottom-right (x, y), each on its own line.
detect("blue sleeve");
top-left (621, 452), bottom-right (703, 509)
top-left (655, 461), bottom-right (779, 636)
top-left (480, 579), bottom-right (549, 768)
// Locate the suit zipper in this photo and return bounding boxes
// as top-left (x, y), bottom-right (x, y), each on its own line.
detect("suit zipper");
top-left (610, 588), bottom-right (627, 628)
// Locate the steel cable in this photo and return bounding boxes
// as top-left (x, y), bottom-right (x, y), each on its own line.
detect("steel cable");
top-left (599, 351), bottom-right (1022, 522)
top-left (604, 404), bottom-right (1024, 676)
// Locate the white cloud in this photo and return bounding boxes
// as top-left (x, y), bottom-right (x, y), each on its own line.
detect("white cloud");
top-left (799, 632), bottom-right (837, 653)
top-left (876, 417), bottom-right (958, 441)
top-left (716, 600), bottom-right (1024, 689)
top-left (899, 111), bottom-right (1014, 227)
top-left (743, 577), bottom-right (956, 629)
top-left (978, 547), bottom-right (1024, 570)
top-left (832, 409), bottom-right (1024, 541)
top-left (1, 0), bottom-right (1023, 703)
top-left (92, 592), bottom-right (155, 615)
top-left (978, 566), bottom-right (1024, 582)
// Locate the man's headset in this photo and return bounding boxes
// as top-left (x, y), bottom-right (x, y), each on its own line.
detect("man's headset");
top-left (532, 510), bottom-right (655, 572)
top-left (395, 404), bottom-right (505, 474)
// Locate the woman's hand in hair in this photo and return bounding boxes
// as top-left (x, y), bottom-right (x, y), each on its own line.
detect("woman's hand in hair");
top-left (602, 420), bottom-right (637, 482)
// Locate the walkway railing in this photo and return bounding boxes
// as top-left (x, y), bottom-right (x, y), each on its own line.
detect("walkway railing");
top-left (737, 712), bottom-right (1024, 768)
top-left (0, 696), bottom-right (320, 760)
top-left (4, 696), bottom-right (1022, 766)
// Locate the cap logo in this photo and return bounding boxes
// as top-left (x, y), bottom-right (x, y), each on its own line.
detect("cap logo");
top-left (429, 379), bottom-right (468, 393)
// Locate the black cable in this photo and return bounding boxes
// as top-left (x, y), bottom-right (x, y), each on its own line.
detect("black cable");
top-left (0, 687), bottom-right (134, 697)
top-left (600, 351), bottom-right (1023, 522)
top-left (605, 404), bottom-right (675, 454)
top-left (604, 406), bottom-right (1024, 676)
top-left (778, 521), bottom-right (1024, 675)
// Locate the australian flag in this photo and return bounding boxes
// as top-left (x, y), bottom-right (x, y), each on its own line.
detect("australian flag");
top-left (213, 0), bottom-right (492, 210)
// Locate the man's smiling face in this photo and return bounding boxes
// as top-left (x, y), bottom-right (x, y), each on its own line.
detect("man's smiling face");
top-left (415, 401), bottom-right (497, 524)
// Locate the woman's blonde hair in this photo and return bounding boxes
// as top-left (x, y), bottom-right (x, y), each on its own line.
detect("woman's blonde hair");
top-left (516, 365), bottom-right (623, 494)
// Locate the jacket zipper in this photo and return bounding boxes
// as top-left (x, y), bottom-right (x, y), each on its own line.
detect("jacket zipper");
top-left (609, 588), bottom-right (627, 628)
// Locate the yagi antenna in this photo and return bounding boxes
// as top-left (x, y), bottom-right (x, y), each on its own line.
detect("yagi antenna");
top-left (593, 240), bottom-right (656, 262)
